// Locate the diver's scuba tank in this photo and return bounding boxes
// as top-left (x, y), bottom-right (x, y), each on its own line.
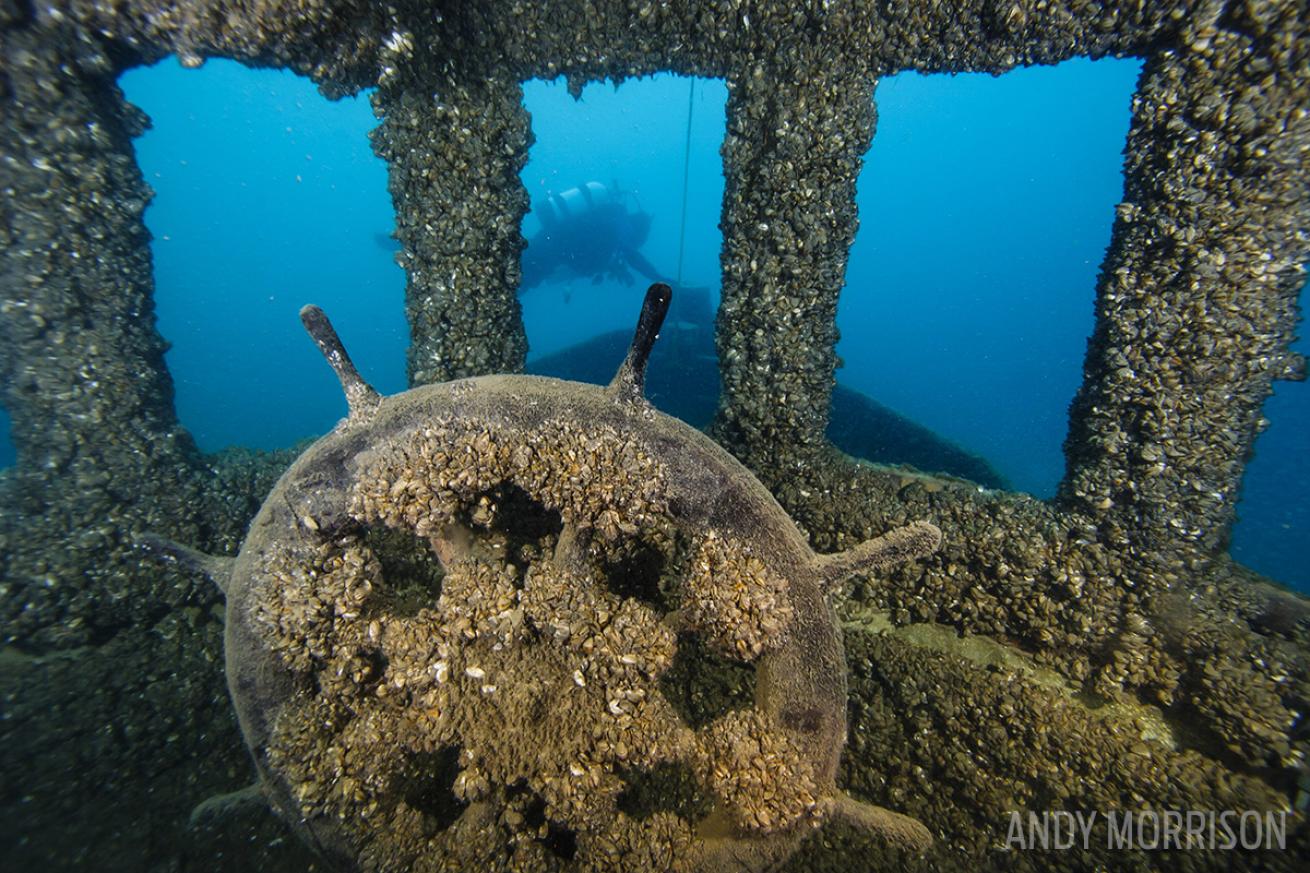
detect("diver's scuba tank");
top-left (537, 181), bottom-right (621, 228)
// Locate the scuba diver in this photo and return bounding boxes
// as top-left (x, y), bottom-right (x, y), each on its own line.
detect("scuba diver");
top-left (519, 181), bottom-right (671, 292)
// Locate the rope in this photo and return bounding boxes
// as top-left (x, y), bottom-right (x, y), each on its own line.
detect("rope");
top-left (675, 78), bottom-right (695, 288)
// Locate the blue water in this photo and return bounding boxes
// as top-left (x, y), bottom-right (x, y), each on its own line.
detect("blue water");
top-left (520, 77), bottom-right (725, 360)
top-left (1231, 333), bottom-right (1310, 586)
top-left (838, 62), bottom-right (1139, 501)
top-left (0, 407), bottom-right (10, 467)
top-left (121, 59), bottom-right (409, 451)
top-left (0, 57), bottom-right (1304, 591)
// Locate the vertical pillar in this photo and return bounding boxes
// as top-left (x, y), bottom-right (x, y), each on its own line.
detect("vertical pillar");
top-left (0, 26), bottom-right (208, 645)
top-left (1061, 16), bottom-right (1309, 558)
top-left (372, 73), bottom-right (531, 386)
top-left (713, 58), bottom-right (877, 480)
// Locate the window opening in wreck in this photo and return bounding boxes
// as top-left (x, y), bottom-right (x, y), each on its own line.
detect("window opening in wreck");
top-left (118, 58), bottom-right (406, 454)
top-left (835, 57), bottom-right (1141, 499)
top-left (519, 74), bottom-right (727, 431)
top-left (1231, 275), bottom-right (1310, 591)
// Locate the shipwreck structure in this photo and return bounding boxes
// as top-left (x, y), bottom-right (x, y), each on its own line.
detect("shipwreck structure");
top-left (1, 1), bottom-right (1307, 870)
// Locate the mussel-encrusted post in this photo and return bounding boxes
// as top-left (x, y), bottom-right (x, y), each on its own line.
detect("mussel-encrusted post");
top-left (371, 66), bottom-right (531, 386)
top-left (1060, 15), bottom-right (1310, 563)
top-left (0, 26), bottom-right (212, 643)
top-left (712, 56), bottom-right (877, 482)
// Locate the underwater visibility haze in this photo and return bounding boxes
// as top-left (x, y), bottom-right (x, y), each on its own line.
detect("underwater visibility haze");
top-left (80, 57), bottom-right (1308, 591)
top-left (2, 3), bottom-right (1309, 873)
